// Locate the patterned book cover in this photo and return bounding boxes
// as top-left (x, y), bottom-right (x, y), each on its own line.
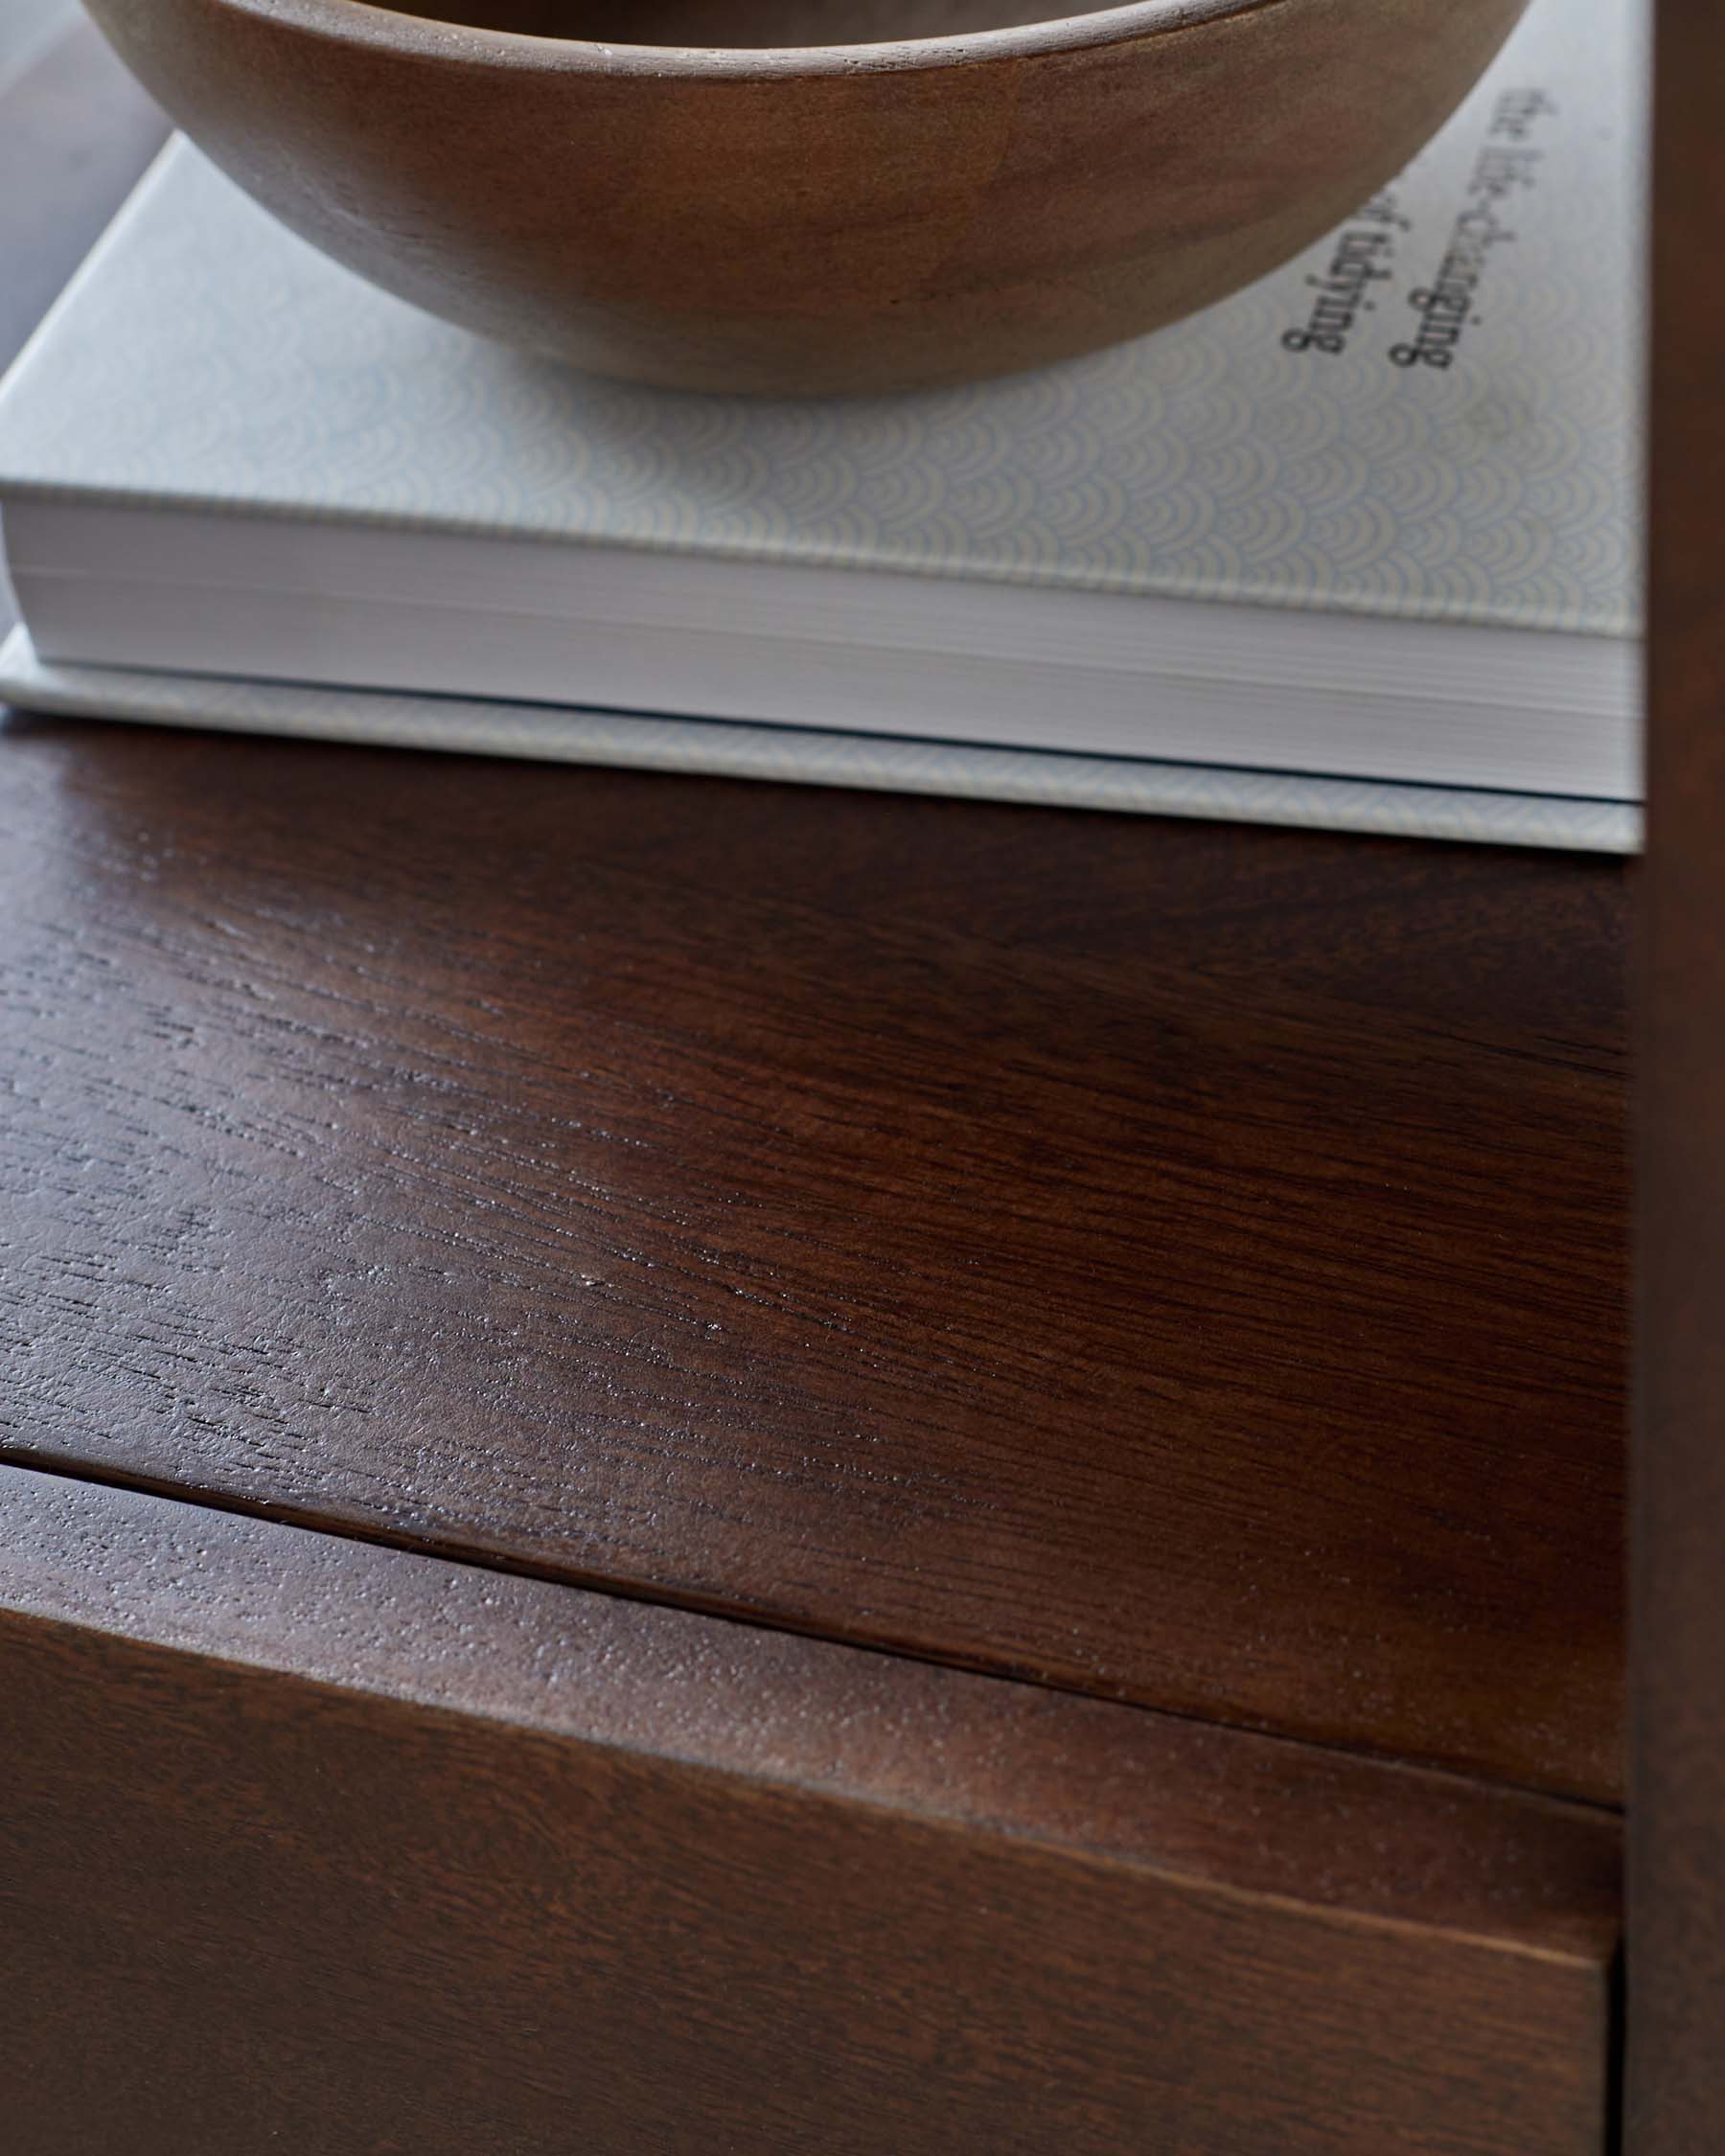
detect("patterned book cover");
top-left (0, 0), bottom-right (1642, 636)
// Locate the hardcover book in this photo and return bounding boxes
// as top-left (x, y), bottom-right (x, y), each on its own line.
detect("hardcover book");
top-left (0, 0), bottom-right (1645, 848)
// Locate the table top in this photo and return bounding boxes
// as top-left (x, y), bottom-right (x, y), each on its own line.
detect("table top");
top-left (1, 24), bottom-right (1628, 1814)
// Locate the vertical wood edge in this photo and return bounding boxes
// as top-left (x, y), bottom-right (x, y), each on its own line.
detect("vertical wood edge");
top-left (1632, 0), bottom-right (1725, 2148)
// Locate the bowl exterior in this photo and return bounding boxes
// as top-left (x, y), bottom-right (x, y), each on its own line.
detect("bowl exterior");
top-left (83, 0), bottom-right (1530, 395)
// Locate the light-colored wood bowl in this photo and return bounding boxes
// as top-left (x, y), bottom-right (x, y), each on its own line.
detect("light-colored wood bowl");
top-left (82, 0), bottom-right (1529, 394)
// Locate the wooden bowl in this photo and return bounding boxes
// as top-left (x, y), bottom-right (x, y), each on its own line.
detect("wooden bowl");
top-left (83, 0), bottom-right (1529, 395)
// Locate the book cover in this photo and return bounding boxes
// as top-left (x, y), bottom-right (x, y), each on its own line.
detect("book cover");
top-left (0, 0), bottom-right (1643, 636)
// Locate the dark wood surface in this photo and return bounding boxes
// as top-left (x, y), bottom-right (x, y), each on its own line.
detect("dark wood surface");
top-left (0, 20), bottom-right (1630, 1802)
top-left (1628, 0), bottom-right (1725, 2146)
top-left (0, 723), bottom-right (1629, 1802)
top-left (0, 6), bottom-right (1630, 1814)
top-left (0, 1466), bottom-right (1620, 2156)
top-left (0, 23), bottom-right (1644, 2152)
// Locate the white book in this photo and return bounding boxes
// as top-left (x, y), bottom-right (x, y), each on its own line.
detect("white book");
top-left (0, 0), bottom-right (1645, 840)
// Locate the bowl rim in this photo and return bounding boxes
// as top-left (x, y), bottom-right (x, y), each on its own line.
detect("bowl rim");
top-left (216, 0), bottom-right (1284, 77)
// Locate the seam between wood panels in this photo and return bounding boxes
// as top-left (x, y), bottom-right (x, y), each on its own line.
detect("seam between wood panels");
top-left (0, 1450), bottom-right (1625, 1822)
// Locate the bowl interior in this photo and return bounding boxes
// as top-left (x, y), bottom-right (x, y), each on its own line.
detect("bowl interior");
top-left (375, 0), bottom-right (1123, 47)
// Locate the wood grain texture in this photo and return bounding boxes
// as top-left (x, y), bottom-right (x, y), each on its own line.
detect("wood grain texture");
top-left (0, 1466), bottom-right (1619, 2156)
top-left (1629, 0), bottom-right (1725, 2145)
top-left (0, 17), bottom-right (167, 378)
top-left (81, 0), bottom-right (1528, 391)
top-left (0, 722), bottom-right (1628, 1802)
top-left (0, 34), bottom-right (1627, 2145)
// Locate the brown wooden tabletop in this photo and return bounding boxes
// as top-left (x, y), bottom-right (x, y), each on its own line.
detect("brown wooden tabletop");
top-left (0, 723), bottom-right (1629, 1803)
top-left (0, 13), bottom-right (1627, 1805)
top-left (0, 17), bottom-right (1651, 2156)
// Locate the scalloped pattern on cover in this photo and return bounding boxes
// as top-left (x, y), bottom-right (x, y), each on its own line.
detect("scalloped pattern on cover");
top-left (0, 0), bottom-right (1642, 636)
